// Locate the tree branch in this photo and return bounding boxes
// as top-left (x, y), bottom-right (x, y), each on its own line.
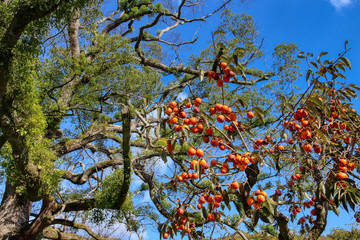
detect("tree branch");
top-left (60, 159), bottom-right (124, 184)
top-left (133, 162), bottom-right (172, 219)
top-left (112, 105), bottom-right (132, 209)
top-left (42, 226), bottom-right (90, 240)
top-left (50, 219), bottom-right (119, 240)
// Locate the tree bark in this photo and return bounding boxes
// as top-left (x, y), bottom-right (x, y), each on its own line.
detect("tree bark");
top-left (20, 197), bottom-right (59, 240)
top-left (0, 181), bottom-right (31, 239)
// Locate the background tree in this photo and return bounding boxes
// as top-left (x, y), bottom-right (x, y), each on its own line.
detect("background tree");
top-left (0, 1), bottom-right (358, 240)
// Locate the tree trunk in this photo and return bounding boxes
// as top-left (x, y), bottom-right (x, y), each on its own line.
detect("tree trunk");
top-left (0, 181), bottom-right (31, 239)
top-left (20, 197), bottom-right (59, 240)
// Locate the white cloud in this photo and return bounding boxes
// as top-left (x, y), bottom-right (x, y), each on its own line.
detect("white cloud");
top-left (329, 0), bottom-right (353, 9)
top-left (177, 92), bottom-right (188, 101)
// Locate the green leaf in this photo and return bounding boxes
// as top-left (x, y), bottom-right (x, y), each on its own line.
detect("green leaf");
top-left (201, 206), bottom-right (208, 219)
top-left (347, 192), bottom-right (356, 211)
top-left (239, 69), bottom-right (246, 81)
top-left (220, 55), bottom-right (232, 63)
top-left (344, 87), bottom-right (357, 98)
top-left (161, 150), bottom-right (168, 163)
top-left (339, 56), bottom-right (351, 70)
top-left (348, 83), bottom-right (360, 91)
top-left (233, 54), bottom-right (239, 65)
top-left (234, 47), bottom-right (246, 59)
top-left (336, 73), bottom-right (347, 79)
top-left (306, 69), bottom-right (312, 81)
top-left (338, 89), bottom-right (352, 101)
top-left (213, 30), bottom-right (226, 36)
top-left (320, 52), bottom-right (328, 57)
top-left (223, 190), bottom-right (231, 210)
top-left (254, 108), bottom-right (265, 124)
top-left (260, 208), bottom-right (271, 223)
top-left (310, 62), bottom-right (318, 69)
top-left (335, 63), bottom-right (345, 72)
top-left (341, 196), bottom-right (349, 213)
top-left (253, 106), bottom-right (264, 115)
top-left (264, 197), bottom-right (275, 215)
top-left (307, 97), bottom-right (324, 109)
top-left (236, 98), bottom-right (248, 108)
top-left (332, 204), bottom-right (340, 216)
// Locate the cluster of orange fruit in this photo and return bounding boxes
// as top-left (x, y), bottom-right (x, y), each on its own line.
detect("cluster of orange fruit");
top-left (165, 97), bottom-right (203, 133)
top-left (196, 193), bottom-right (224, 212)
top-left (303, 197), bottom-right (317, 209)
top-left (226, 152), bottom-right (257, 171)
top-left (207, 62), bottom-right (235, 87)
top-left (289, 204), bottom-right (302, 216)
top-left (162, 209), bottom-right (197, 238)
top-left (209, 103), bottom-right (253, 131)
top-left (275, 97), bottom-right (357, 186)
top-left (247, 189), bottom-right (268, 209)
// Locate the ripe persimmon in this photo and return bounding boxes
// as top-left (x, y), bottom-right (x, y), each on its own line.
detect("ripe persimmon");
top-left (337, 172), bottom-right (348, 180)
top-left (217, 114), bottom-right (225, 123)
top-left (257, 194), bottom-right (265, 203)
top-left (177, 208), bottom-right (184, 216)
top-left (338, 159), bottom-right (348, 167)
top-left (207, 195), bottom-right (214, 203)
top-left (188, 147), bottom-right (196, 156)
top-left (247, 111), bottom-right (255, 119)
top-left (210, 139), bottom-right (219, 147)
top-left (169, 101), bottom-right (177, 109)
top-left (220, 167), bottom-right (228, 173)
top-left (194, 97), bottom-right (202, 107)
top-left (229, 112), bottom-right (237, 121)
top-left (199, 196), bottom-right (206, 204)
top-left (169, 117), bottom-right (178, 125)
top-left (196, 149), bottom-right (204, 158)
top-left (199, 159), bottom-right (209, 169)
top-left (217, 80), bottom-right (224, 87)
top-left (189, 117), bottom-right (197, 125)
top-left (253, 202), bottom-right (261, 209)
top-left (207, 70), bottom-right (215, 78)
top-left (260, 191), bottom-right (267, 198)
top-left (214, 194), bottom-right (223, 203)
top-left (175, 124), bottom-right (182, 132)
top-left (303, 144), bottom-right (312, 152)
top-left (247, 197), bottom-right (254, 206)
top-left (206, 128), bottom-right (213, 135)
top-left (210, 160), bottom-right (217, 167)
top-left (167, 145), bottom-right (173, 152)
top-left (220, 62), bottom-right (228, 69)
top-left (230, 181), bottom-right (239, 190)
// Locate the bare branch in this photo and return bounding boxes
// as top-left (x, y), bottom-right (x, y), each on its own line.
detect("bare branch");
top-left (43, 226), bottom-right (90, 240)
top-left (51, 219), bottom-right (119, 240)
top-left (60, 159), bottom-right (123, 184)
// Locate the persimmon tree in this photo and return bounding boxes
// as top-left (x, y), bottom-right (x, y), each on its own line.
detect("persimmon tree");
top-left (0, 0), bottom-right (357, 240)
top-left (159, 45), bottom-right (359, 240)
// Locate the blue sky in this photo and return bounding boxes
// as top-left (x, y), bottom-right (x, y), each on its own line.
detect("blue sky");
top-left (179, 0), bottom-right (360, 85)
